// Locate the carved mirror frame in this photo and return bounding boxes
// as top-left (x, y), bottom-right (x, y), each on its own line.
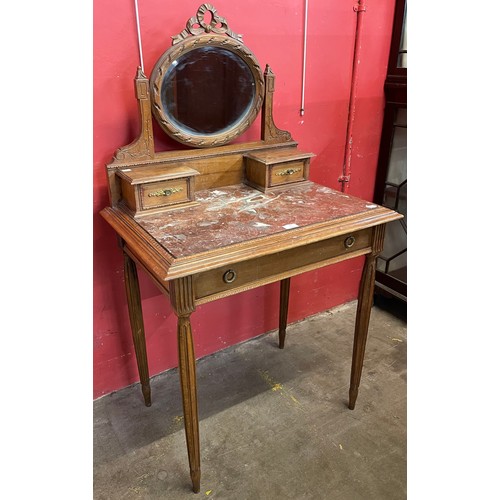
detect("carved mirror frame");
top-left (150, 4), bottom-right (265, 148)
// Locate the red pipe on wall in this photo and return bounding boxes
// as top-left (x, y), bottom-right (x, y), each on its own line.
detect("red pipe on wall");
top-left (339, 0), bottom-right (367, 193)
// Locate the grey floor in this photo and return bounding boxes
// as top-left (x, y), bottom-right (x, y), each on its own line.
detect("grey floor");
top-left (94, 300), bottom-right (407, 499)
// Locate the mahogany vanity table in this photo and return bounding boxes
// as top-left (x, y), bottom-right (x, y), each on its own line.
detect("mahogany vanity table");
top-left (100, 4), bottom-right (402, 493)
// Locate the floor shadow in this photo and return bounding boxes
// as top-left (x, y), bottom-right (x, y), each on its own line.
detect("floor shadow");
top-left (93, 328), bottom-right (340, 466)
top-left (374, 293), bottom-right (406, 322)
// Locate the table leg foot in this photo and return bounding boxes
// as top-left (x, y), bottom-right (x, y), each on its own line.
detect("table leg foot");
top-left (191, 469), bottom-right (201, 493)
top-left (348, 386), bottom-right (358, 410)
top-left (141, 383), bottom-right (152, 407)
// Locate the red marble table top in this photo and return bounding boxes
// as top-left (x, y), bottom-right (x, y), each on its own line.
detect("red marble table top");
top-left (136, 182), bottom-right (380, 258)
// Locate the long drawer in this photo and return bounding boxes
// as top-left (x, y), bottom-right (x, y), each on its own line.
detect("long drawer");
top-left (193, 227), bottom-right (373, 302)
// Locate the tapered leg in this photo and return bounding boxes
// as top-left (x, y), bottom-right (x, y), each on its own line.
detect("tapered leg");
top-left (348, 253), bottom-right (378, 410)
top-left (170, 277), bottom-right (200, 493)
top-left (348, 225), bottom-right (386, 410)
top-left (279, 278), bottom-right (291, 349)
top-left (123, 252), bottom-right (151, 407)
top-left (177, 314), bottom-right (201, 493)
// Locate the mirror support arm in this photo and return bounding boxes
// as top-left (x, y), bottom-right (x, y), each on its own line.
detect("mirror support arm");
top-left (111, 67), bottom-right (155, 166)
top-left (261, 65), bottom-right (293, 144)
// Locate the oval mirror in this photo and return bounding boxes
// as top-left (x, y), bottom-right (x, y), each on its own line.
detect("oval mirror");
top-left (150, 34), bottom-right (264, 148)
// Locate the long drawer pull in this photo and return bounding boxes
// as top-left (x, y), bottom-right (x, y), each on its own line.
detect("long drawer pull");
top-left (275, 168), bottom-right (301, 176)
top-left (148, 187), bottom-right (183, 197)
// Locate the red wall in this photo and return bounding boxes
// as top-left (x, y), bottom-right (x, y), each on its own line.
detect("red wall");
top-left (93, 0), bottom-right (396, 398)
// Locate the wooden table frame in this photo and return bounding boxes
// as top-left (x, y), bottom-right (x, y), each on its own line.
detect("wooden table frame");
top-left (101, 200), bottom-right (399, 493)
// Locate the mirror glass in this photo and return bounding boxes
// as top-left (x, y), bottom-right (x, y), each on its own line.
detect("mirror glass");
top-left (160, 46), bottom-right (256, 136)
top-left (150, 31), bottom-right (264, 148)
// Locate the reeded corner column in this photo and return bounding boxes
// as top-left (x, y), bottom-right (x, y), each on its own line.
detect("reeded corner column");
top-left (170, 276), bottom-right (201, 493)
top-left (348, 224), bottom-right (385, 410)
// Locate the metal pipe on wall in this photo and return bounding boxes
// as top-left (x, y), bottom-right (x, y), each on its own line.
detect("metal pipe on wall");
top-left (134, 0), bottom-right (145, 72)
top-left (300, 0), bottom-right (309, 116)
top-left (339, 0), bottom-right (367, 192)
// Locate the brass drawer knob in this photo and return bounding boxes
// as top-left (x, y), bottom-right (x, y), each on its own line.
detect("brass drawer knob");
top-left (223, 269), bottom-right (237, 284)
top-left (148, 187), bottom-right (183, 197)
top-left (275, 167), bottom-right (301, 176)
top-left (344, 235), bottom-right (356, 248)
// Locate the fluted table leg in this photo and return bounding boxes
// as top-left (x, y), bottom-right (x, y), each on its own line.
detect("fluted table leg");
top-left (348, 225), bottom-right (385, 410)
top-left (170, 277), bottom-right (200, 493)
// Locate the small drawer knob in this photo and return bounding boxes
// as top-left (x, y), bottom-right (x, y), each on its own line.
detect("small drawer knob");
top-left (223, 269), bottom-right (237, 284)
top-left (275, 167), bottom-right (301, 176)
top-left (344, 235), bottom-right (356, 248)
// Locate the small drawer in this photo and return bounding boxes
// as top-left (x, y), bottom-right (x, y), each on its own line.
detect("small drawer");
top-left (140, 178), bottom-right (189, 210)
top-left (117, 165), bottom-right (199, 217)
top-left (244, 147), bottom-right (314, 193)
top-left (270, 161), bottom-right (306, 186)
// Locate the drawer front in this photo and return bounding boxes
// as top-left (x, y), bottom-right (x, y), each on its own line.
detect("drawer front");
top-left (270, 161), bottom-right (306, 186)
top-left (194, 228), bottom-right (372, 301)
top-left (139, 178), bottom-right (189, 210)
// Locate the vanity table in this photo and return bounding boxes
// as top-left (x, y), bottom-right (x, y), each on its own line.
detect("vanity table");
top-left (100, 4), bottom-right (402, 493)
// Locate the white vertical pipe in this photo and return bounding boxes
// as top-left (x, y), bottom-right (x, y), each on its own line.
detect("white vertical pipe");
top-left (300, 0), bottom-right (309, 116)
top-left (134, 0), bottom-right (145, 71)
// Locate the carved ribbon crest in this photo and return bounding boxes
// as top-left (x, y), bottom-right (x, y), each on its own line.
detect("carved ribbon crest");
top-left (172, 3), bottom-right (242, 44)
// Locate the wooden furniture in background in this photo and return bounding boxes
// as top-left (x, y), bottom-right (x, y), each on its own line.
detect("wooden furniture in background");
top-left (374, 0), bottom-right (407, 303)
top-left (100, 4), bottom-right (402, 493)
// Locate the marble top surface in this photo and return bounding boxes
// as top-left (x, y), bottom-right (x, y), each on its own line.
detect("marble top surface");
top-left (136, 183), bottom-right (380, 258)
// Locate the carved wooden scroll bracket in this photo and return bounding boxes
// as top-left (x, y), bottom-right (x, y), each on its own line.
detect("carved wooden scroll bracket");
top-left (112, 67), bottom-right (155, 164)
top-left (261, 65), bottom-right (293, 144)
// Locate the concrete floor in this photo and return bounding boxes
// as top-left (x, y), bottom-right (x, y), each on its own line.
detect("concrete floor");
top-left (94, 300), bottom-right (406, 499)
